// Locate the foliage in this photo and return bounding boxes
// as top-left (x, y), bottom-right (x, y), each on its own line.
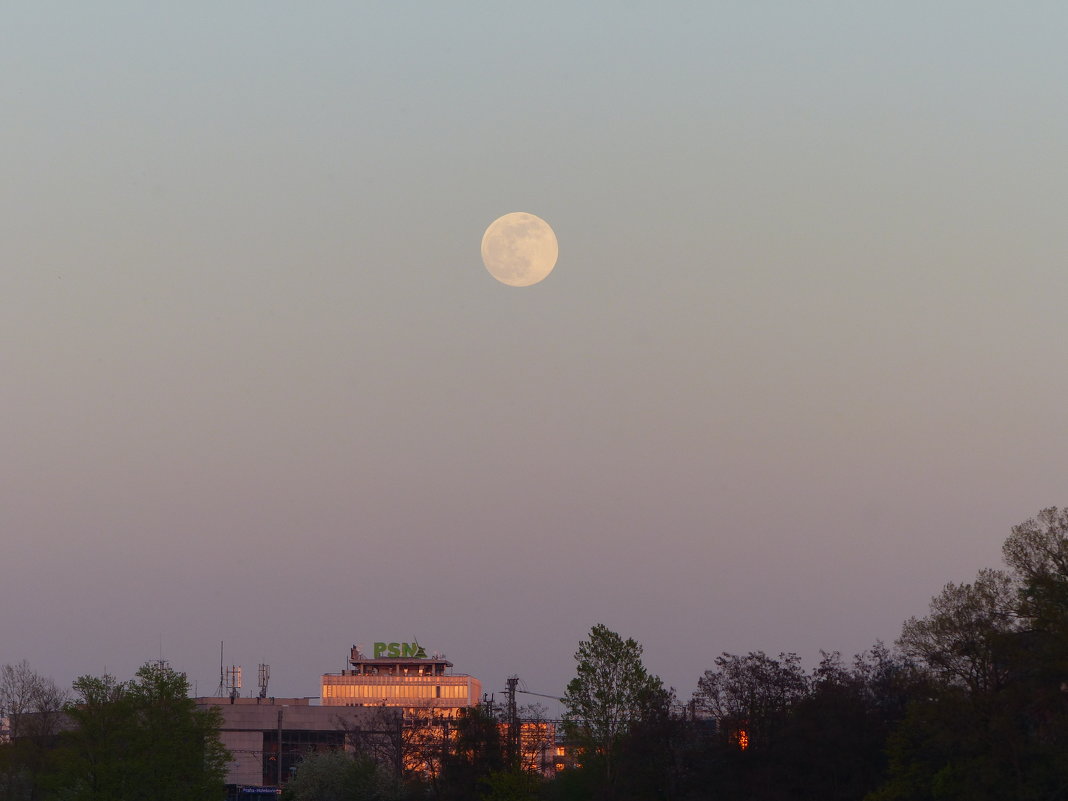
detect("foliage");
top-left (479, 769), bottom-right (541, 801)
top-left (872, 507), bottom-right (1068, 800)
top-left (609, 691), bottom-right (688, 801)
top-left (693, 651), bottom-right (807, 752)
top-left (282, 750), bottom-right (400, 801)
top-left (438, 706), bottom-right (504, 801)
top-left (562, 624), bottom-right (667, 796)
top-left (562, 624), bottom-right (666, 749)
top-left (46, 662), bottom-right (228, 801)
top-left (898, 568), bottom-right (1019, 693)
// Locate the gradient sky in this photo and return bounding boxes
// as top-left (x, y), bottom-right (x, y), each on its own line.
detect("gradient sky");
top-left (3, 2), bottom-right (1068, 709)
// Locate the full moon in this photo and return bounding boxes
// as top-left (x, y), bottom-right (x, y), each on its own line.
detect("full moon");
top-left (480, 212), bottom-right (559, 287)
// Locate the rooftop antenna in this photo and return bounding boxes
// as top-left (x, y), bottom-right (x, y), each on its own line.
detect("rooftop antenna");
top-left (257, 663), bottom-right (270, 699)
top-left (214, 642), bottom-right (226, 697)
top-left (225, 665), bottom-right (243, 704)
top-left (154, 636), bottom-right (169, 673)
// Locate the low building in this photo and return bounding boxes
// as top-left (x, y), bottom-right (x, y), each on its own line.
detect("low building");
top-left (194, 696), bottom-right (402, 792)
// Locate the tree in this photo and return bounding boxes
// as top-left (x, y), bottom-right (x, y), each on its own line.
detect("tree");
top-left (1003, 506), bottom-right (1068, 652)
top-left (0, 661), bottom-right (68, 801)
top-left (513, 704), bottom-right (553, 777)
top-left (1002, 507), bottom-right (1068, 593)
top-left (873, 508), bottom-right (1068, 800)
top-left (693, 651), bottom-right (807, 753)
top-left (562, 624), bottom-right (667, 791)
top-left (396, 704), bottom-right (448, 794)
top-left (479, 768), bottom-right (541, 801)
top-left (897, 568), bottom-right (1019, 694)
top-left (333, 706), bottom-right (403, 777)
top-left (772, 649), bottom-right (923, 801)
top-left (49, 662), bottom-right (228, 801)
top-left (438, 706), bottom-right (504, 801)
top-left (282, 750), bottom-right (400, 801)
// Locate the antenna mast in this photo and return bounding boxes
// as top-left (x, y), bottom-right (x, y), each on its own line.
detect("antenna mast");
top-left (215, 641), bottom-right (226, 697)
top-left (258, 663), bottom-right (270, 699)
top-left (225, 665), bottom-right (243, 703)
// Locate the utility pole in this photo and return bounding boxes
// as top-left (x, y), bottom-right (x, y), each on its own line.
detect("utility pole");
top-left (395, 713), bottom-right (403, 778)
top-left (276, 709), bottom-right (283, 787)
top-left (506, 676), bottom-right (520, 770)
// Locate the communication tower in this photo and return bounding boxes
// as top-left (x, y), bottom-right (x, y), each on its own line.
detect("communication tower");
top-left (215, 642), bottom-right (226, 697)
top-left (257, 663), bottom-right (270, 699)
top-left (225, 665), bottom-right (243, 702)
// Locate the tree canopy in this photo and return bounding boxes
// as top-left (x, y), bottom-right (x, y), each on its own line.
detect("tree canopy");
top-left (47, 662), bottom-right (229, 801)
top-left (562, 623), bottom-right (668, 792)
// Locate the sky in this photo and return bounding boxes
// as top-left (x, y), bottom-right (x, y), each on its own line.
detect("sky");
top-left (3, 2), bottom-right (1068, 711)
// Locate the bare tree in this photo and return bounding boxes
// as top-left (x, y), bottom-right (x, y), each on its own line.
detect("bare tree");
top-left (1, 661), bottom-right (69, 801)
top-left (515, 703), bottom-right (553, 776)
top-left (400, 703), bottom-right (451, 791)
top-left (333, 706), bottom-right (404, 776)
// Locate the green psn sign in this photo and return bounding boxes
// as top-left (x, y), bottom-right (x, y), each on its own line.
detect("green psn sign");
top-left (374, 641), bottom-right (428, 658)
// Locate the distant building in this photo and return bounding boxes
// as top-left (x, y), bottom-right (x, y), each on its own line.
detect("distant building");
top-left (320, 643), bottom-right (481, 710)
top-left (193, 696), bottom-right (401, 794)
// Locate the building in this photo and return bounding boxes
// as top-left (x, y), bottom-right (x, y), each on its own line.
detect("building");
top-left (193, 696), bottom-right (402, 794)
top-left (318, 642), bottom-right (484, 777)
top-left (320, 643), bottom-right (481, 710)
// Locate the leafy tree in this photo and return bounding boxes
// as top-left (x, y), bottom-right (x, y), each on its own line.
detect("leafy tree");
top-left (682, 645), bottom-right (924, 801)
top-left (1002, 507), bottom-right (1068, 598)
top-left (693, 651), bottom-right (807, 753)
top-left (282, 750), bottom-right (400, 801)
top-left (48, 672), bottom-right (133, 801)
top-left (1003, 507), bottom-right (1068, 678)
top-left (610, 690), bottom-right (688, 801)
top-left (48, 663), bottom-right (228, 801)
top-left (479, 768), bottom-right (541, 801)
top-left (898, 568), bottom-right (1019, 694)
top-left (873, 507), bottom-right (1068, 800)
top-left (562, 624), bottom-right (667, 793)
top-left (773, 650), bottom-right (922, 801)
top-left (438, 706), bottom-right (504, 801)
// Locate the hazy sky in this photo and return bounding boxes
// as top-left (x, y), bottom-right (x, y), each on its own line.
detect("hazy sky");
top-left (3, 2), bottom-right (1068, 709)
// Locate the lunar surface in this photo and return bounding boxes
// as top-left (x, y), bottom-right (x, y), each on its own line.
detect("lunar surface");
top-left (480, 212), bottom-right (558, 287)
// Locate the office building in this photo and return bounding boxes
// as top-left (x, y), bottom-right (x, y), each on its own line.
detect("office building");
top-left (320, 643), bottom-right (481, 711)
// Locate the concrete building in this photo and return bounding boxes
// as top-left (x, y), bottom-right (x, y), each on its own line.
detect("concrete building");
top-left (199, 641), bottom-right (480, 792)
top-left (194, 696), bottom-right (401, 792)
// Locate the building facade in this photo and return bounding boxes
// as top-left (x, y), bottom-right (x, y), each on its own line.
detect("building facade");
top-left (320, 643), bottom-right (481, 711)
top-left (194, 696), bottom-right (402, 792)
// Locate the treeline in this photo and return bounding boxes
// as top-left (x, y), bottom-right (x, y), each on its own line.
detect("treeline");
top-left (0, 662), bottom-right (228, 801)
top-left (5, 506), bottom-right (1068, 800)
top-left (552, 506), bottom-right (1068, 801)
